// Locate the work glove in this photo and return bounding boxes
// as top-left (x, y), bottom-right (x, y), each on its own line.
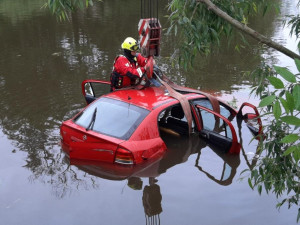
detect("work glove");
top-left (137, 67), bottom-right (145, 78)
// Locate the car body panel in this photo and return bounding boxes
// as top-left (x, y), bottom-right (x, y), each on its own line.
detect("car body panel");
top-left (61, 79), bottom-right (262, 165)
top-left (61, 120), bottom-right (124, 163)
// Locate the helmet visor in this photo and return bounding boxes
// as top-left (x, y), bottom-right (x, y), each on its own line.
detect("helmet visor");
top-left (130, 44), bottom-right (139, 51)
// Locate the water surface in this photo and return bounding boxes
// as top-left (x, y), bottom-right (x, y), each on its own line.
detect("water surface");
top-left (0, 1), bottom-right (298, 224)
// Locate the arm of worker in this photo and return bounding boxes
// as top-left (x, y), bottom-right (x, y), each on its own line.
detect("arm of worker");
top-left (136, 53), bottom-right (149, 67)
top-left (115, 57), bottom-right (145, 78)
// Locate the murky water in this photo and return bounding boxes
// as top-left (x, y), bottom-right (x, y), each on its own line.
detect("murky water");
top-left (0, 1), bottom-right (298, 225)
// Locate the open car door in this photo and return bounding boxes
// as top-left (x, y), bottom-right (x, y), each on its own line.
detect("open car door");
top-left (81, 79), bottom-right (111, 104)
top-left (192, 98), bottom-right (240, 154)
top-left (236, 102), bottom-right (263, 139)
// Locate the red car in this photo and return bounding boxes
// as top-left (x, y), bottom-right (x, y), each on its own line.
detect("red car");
top-left (60, 77), bottom-right (262, 165)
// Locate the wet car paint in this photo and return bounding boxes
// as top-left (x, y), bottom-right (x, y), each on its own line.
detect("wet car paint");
top-left (61, 82), bottom-right (262, 165)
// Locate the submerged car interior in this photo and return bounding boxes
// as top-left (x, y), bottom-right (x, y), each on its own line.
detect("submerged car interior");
top-left (157, 99), bottom-right (238, 153)
top-left (158, 105), bottom-right (190, 136)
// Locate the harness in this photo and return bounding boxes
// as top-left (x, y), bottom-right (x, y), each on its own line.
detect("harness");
top-left (110, 55), bottom-right (138, 91)
top-left (110, 71), bottom-right (123, 91)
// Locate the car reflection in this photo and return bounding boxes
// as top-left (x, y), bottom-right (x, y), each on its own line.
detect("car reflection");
top-left (67, 133), bottom-right (241, 224)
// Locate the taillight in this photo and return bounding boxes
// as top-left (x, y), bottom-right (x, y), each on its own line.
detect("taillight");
top-left (114, 148), bottom-right (135, 165)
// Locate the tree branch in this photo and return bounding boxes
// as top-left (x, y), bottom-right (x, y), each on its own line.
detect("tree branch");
top-left (198, 0), bottom-right (300, 60)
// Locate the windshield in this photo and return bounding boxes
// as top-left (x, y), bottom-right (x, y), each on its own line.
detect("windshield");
top-left (74, 97), bottom-right (150, 140)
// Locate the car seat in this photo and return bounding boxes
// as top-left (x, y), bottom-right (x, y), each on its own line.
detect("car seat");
top-left (166, 105), bottom-right (189, 135)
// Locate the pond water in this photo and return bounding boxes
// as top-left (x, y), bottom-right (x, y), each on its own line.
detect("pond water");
top-left (0, 1), bottom-right (298, 225)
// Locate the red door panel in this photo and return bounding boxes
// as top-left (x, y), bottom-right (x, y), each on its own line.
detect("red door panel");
top-left (237, 102), bottom-right (263, 139)
top-left (81, 79), bottom-right (111, 104)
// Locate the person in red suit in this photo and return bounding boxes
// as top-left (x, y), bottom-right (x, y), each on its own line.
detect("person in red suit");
top-left (110, 37), bottom-right (148, 91)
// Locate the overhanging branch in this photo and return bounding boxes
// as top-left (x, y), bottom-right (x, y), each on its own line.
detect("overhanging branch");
top-left (198, 0), bottom-right (300, 60)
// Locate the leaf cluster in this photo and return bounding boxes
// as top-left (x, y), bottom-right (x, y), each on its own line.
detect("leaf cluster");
top-left (167, 0), bottom-right (273, 68)
top-left (286, 13), bottom-right (300, 50)
top-left (249, 59), bottom-right (300, 222)
top-left (44, 0), bottom-right (101, 20)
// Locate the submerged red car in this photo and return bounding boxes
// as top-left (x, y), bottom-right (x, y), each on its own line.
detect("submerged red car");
top-left (60, 74), bottom-right (262, 165)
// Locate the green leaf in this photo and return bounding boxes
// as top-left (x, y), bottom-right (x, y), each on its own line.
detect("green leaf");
top-left (279, 97), bottom-right (289, 114)
top-left (240, 169), bottom-right (249, 175)
top-left (259, 95), bottom-right (276, 107)
top-left (248, 178), bottom-right (253, 189)
top-left (280, 134), bottom-right (299, 143)
top-left (283, 146), bottom-right (295, 156)
top-left (274, 66), bottom-right (297, 83)
top-left (295, 58), bottom-right (300, 72)
top-left (267, 77), bottom-right (284, 89)
top-left (281, 116), bottom-right (300, 126)
top-left (286, 91), bottom-right (295, 112)
top-left (258, 185), bottom-right (262, 195)
top-left (292, 84), bottom-right (300, 110)
top-left (293, 146), bottom-right (300, 162)
top-left (273, 101), bottom-right (282, 119)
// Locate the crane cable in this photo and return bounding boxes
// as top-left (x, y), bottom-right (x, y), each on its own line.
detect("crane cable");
top-left (141, 0), bottom-right (158, 19)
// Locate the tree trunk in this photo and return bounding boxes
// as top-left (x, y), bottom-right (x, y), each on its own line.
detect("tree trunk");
top-left (198, 0), bottom-right (300, 60)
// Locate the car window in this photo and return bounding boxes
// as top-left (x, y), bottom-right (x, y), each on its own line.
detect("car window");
top-left (192, 98), bottom-right (234, 136)
top-left (74, 97), bottom-right (149, 140)
top-left (192, 99), bottom-right (231, 118)
top-left (85, 82), bottom-right (111, 98)
top-left (196, 107), bottom-right (233, 139)
top-left (191, 98), bottom-right (234, 140)
top-left (158, 104), bottom-right (194, 136)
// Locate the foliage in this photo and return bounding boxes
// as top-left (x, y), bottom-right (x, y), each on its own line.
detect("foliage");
top-left (166, 0), bottom-right (274, 68)
top-left (286, 13), bottom-right (300, 51)
top-left (248, 59), bottom-right (300, 222)
top-left (43, 0), bottom-right (101, 20)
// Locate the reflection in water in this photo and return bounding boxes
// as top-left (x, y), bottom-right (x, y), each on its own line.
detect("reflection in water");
top-left (195, 146), bottom-right (240, 186)
top-left (142, 178), bottom-right (162, 225)
top-left (67, 133), bottom-right (241, 225)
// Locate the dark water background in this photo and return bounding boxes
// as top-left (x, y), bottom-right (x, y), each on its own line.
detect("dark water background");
top-left (0, 1), bottom-right (298, 224)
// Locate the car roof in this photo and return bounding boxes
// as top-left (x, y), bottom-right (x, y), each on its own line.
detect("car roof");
top-left (104, 86), bottom-right (204, 111)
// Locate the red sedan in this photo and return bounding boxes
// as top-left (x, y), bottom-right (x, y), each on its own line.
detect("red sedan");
top-left (60, 79), bottom-right (262, 165)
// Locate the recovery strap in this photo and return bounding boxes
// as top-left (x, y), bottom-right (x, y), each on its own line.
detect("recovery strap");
top-left (160, 74), bottom-right (221, 116)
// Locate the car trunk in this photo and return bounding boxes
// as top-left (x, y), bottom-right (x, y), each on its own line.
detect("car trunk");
top-left (61, 120), bottom-right (124, 163)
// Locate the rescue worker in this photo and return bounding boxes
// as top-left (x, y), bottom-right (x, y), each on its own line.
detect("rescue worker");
top-left (110, 37), bottom-right (148, 91)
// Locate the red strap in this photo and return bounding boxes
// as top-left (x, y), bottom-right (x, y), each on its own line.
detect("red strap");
top-left (145, 56), bottom-right (154, 79)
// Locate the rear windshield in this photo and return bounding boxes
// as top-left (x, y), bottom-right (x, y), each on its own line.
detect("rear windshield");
top-left (74, 97), bottom-right (149, 140)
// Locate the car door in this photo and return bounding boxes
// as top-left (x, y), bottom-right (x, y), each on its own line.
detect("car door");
top-left (236, 102), bottom-right (263, 138)
top-left (81, 79), bottom-right (111, 104)
top-left (192, 98), bottom-right (240, 154)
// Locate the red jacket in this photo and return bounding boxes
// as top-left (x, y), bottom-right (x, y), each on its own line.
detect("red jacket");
top-left (111, 54), bottom-right (147, 88)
